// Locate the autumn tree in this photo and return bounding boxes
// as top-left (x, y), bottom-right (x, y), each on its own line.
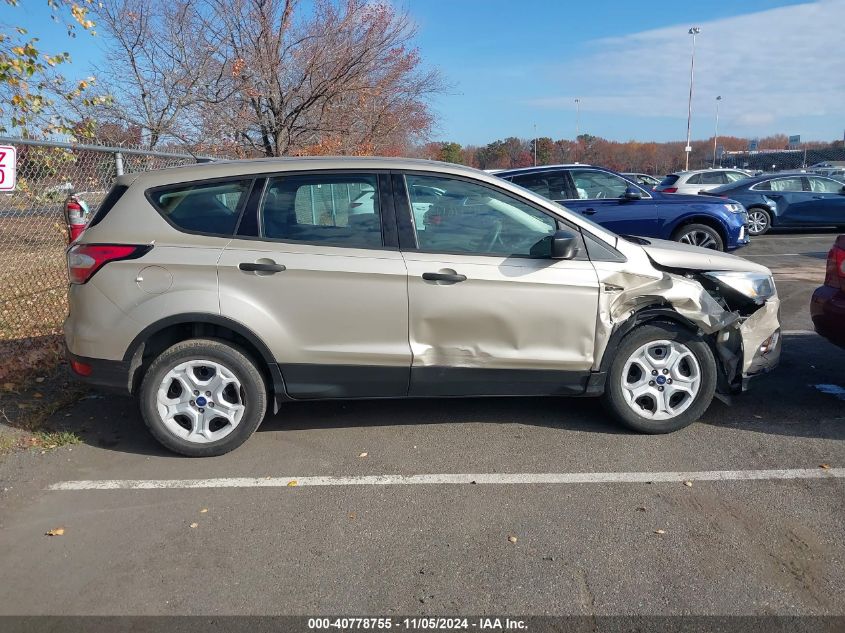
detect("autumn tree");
top-left (87, 0), bottom-right (229, 150)
top-left (193, 0), bottom-right (443, 156)
top-left (0, 0), bottom-right (104, 136)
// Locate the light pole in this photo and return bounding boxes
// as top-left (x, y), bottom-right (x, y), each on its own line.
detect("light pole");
top-left (574, 98), bottom-right (581, 162)
top-left (712, 95), bottom-right (721, 168)
top-left (684, 27), bottom-right (700, 171)
top-left (533, 123), bottom-right (537, 166)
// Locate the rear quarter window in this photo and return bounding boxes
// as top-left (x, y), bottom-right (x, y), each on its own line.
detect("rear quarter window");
top-left (147, 179), bottom-right (252, 235)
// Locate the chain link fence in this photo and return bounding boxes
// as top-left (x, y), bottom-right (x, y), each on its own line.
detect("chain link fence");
top-left (0, 138), bottom-right (225, 354)
top-left (719, 145), bottom-right (845, 175)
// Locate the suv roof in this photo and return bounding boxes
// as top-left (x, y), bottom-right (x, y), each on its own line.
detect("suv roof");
top-left (496, 164), bottom-right (591, 176)
top-left (115, 156), bottom-right (480, 189)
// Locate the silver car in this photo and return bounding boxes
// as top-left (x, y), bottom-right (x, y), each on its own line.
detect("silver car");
top-left (656, 169), bottom-right (753, 195)
top-left (64, 157), bottom-right (781, 456)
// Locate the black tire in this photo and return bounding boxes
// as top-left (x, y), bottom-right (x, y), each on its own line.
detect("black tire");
top-left (672, 223), bottom-right (725, 251)
top-left (139, 338), bottom-right (267, 456)
top-left (747, 207), bottom-right (772, 236)
top-left (602, 323), bottom-right (717, 434)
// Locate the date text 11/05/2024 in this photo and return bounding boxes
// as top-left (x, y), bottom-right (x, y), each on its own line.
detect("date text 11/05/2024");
top-left (307, 617), bottom-right (527, 630)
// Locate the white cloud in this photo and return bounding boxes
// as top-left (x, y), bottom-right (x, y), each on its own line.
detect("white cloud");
top-left (525, 0), bottom-right (845, 137)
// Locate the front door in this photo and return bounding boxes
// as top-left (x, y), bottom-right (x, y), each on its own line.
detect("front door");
top-left (218, 172), bottom-right (410, 399)
top-left (396, 172), bottom-right (601, 397)
top-left (558, 168), bottom-right (659, 237)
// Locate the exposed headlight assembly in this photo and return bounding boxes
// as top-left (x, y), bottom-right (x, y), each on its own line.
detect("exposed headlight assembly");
top-left (724, 203), bottom-right (744, 213)
top-left (703, 271), bottom-right (776, 305)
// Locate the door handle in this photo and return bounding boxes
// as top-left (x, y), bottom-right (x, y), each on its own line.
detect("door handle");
top-left (422, 272), bottom-right (467, 283)
top-left (239, 262), bottom-right (286, 273)
top-left (581, 208), bottom-right (597, 215)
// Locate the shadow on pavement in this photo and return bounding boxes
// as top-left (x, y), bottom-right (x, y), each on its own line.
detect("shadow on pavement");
top-left (60, 336), bottom-right (844, 457)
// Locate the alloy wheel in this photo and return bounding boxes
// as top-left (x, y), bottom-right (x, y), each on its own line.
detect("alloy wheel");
top-left (678, 229), bottom-right (719, 249)
top-left (620, 340), bottom-right (701, 421)
top-left (155, 359), bottom-right (245, 443)
top-left (748, 210), bottom-right (769, 235)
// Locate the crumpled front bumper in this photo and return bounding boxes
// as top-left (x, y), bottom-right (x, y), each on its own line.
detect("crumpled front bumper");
top-left (595, 269), bottom-right (781, 394)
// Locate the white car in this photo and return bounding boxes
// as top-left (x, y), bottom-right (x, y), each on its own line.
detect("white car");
top-left (656, 169), bottom-right (753, 195)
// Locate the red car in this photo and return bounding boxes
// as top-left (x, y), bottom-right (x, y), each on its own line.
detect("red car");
top-left (811, 235), bottom-right (845, 349)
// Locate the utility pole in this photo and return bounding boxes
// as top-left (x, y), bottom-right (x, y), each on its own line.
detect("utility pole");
top-left (712, 95), bottom-right (721, 168)
top-left (685, 27), bottom-right (701, 171)
top-left (574, 98), bottom-right (581, 162)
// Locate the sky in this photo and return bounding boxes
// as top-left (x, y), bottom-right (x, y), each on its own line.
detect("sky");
top-left (4, 0), bottom-right (844, 145)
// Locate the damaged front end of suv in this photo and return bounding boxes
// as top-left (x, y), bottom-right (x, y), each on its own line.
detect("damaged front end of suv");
top-left (593, 237), bottom-right (781, 397)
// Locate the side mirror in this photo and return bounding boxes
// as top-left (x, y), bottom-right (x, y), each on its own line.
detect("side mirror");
top-left (550, 230), bottom-right (578, 259)
top-left (623, 187), bottom-right (642, 200)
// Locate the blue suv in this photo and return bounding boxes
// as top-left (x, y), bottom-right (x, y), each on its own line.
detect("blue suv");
top-left (496, 165), bottom-right (750, 251)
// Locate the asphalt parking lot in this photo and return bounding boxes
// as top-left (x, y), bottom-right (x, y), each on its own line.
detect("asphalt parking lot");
top-left (0, 231), bottom-right (843, 620)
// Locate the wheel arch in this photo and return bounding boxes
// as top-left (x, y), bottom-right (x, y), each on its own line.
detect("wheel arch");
top-left (123, 313), bottom-right (287, 408)
top-left (593, 303), bottom-right (731, 396)
top-left (668, 214), bottom-right (729, 246)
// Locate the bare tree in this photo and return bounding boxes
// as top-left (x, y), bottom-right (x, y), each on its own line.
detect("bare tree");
top-left (196, 0), bottom-right (444, 156)
top-left (88, 0), bottom-right (230, 150)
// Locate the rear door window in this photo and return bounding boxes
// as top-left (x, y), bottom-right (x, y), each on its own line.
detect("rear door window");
top-left (148, 179), bottom-right (252, 235)
top-left (260, 173), bottom-right (383, 248)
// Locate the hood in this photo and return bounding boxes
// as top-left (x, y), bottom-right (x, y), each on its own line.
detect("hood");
top-left (637, 238), bottom-right (771, 274)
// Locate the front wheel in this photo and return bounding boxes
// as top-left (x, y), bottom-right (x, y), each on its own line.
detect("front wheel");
top-left (673, 223), bottom-right (725, 251)
top-left (603, 323), bottom-right (717, 434)
top-left (139, 338), bottom-right (267, 456)
top-left (747, 208), bottom-right (772, 236)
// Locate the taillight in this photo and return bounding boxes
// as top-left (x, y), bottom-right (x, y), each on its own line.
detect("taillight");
top-left (823, 242), bottom-right (845, 291)
top-left (67, 244), bottom-right (151, 284)
top-left (662, 187), bottom-right (678, 193)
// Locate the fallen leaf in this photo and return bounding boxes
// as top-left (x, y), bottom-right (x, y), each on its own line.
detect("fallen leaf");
top-left (287, 480), bottom-right (298, 487)
top-left (820, 464), bottom-right (831, 470)
top-left (33, 392), bottom-right (43, 399)
top-left (189, 522), bottom-right (199, 529)
top-left (635, 507), bottom-right (647, 512)
top-left (35, 377), bottom-right (45, 383)
top-left (358, 452), bottom-right (368, 458)
top-left (200, 508), bottom-right (208, 513)
top-left (45, 527), bottom-right (65, 536)
top-left (654, 529), bottom-right (666, 535)
top-left (348, 512), bottom-right (356, 520)
top-left (507, 535), bottom-right (518, 543)
top-left (683, 481), bottom-right (693, 487)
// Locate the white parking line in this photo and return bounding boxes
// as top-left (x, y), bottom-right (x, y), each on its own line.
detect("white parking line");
top-left (46, 468), bottom-right (844, 490)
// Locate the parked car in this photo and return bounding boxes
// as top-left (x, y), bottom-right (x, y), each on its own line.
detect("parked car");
top-left (655, 169), bottom-right (752, 195)
top-left (622, 173), bottom-right (661, 188)
top-left (810, 235), bottom-right (845, 349)
top-left (65, 157), bottom-right (781, 456)
top-left (496, 164), bottom-right (750, 251)
top-left (701, 174), bottom-right (845, 236)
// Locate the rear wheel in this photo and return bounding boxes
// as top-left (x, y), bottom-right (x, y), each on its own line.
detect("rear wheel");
top-left (673, 223), bottom-right (724, 251)
top-left (603, 323), bottom-right (717, 434)
top-left (747, 208), bottom-right (771, 236)
top-left (139, 338), bottom-right (267, 456)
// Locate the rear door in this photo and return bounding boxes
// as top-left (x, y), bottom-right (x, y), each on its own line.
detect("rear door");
top-left (396, 172), bottom-right (600, 397)
top-left (758, 176), bottom-right (814, 225)
top-left (556, 168), bottom-right (659, 237)
top-left (218, 171), bottom-right (410, 399)
top-left (800, 177), bottom-right (845, 225)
